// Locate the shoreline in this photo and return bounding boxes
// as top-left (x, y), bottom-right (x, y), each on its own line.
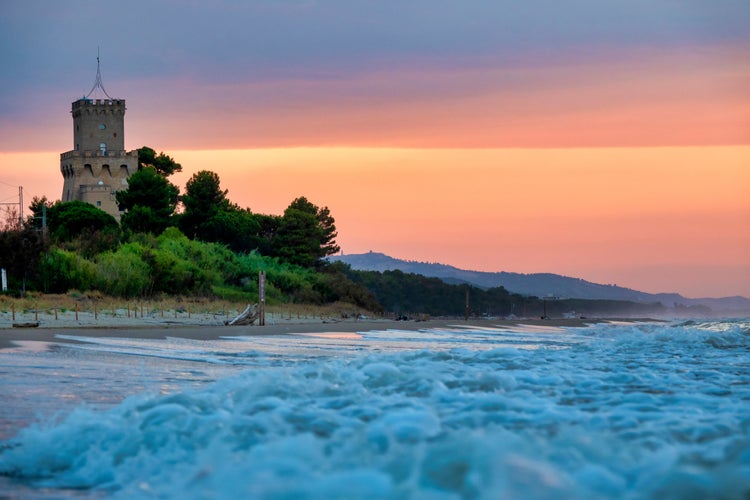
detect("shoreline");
top-left (0, 317), bottom-right (655, 350)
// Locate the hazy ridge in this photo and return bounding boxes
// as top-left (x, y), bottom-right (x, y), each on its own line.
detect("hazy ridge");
top-left (331, 252), bottom-right (750, 315)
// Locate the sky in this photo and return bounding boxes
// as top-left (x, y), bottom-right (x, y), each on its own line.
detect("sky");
top-left (0, 0), bottom-right (749, 298)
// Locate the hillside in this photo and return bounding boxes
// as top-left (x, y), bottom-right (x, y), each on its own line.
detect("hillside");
top-left (330, 252), bottom-right (750, 315)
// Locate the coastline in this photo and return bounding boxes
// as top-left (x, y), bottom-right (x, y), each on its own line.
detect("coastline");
top-left (0, 316), bottom-right (647, 350)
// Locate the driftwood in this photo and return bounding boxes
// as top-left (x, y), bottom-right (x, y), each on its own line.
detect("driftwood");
top-left (224, 303), bottom-right (259, 326)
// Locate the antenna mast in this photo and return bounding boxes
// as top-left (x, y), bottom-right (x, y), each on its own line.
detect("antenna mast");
top-left (86, 47), bottom-right (113, 99)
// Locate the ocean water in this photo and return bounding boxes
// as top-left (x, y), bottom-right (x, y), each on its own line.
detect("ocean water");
top-left (0, 319), bottom-right (749, 499)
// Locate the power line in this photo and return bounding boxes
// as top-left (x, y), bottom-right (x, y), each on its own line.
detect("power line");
top-left (0, 186), bottom-right (23, 223)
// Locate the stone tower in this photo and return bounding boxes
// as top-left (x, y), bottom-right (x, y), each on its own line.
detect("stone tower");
top-left (60, 56), bottom-right (137, 220)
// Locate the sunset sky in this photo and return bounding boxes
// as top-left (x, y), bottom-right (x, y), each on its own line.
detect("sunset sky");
top-left (1, 1), bottom-right (748, 298)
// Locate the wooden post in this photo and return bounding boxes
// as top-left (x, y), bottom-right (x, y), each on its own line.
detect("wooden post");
top-left (54, 306), bottom-right (58, 320)
top-left (259, 271), bottom-right (266, 326)
top-left (11, 302), bottom-right (14, 321)
top-left (75, 302), bottom-right (79, 321)
top-left (464, 286), bottom-right (470, 321)
top-left (35, 306), bottom-right (38, 322)
top-left (94, 301), bottom-right (98, 320)
top-left (127, 303), bottom-right (130, 318)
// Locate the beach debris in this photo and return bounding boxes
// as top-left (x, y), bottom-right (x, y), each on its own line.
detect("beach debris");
top-left (224, 303), bottom-right (259, 326)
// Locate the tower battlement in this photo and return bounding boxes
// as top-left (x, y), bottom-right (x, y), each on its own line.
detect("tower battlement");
top-left (60, 149), bottom-right (137, 160)
top-left (72, 98), bottom-right (126, 108)
top-left (71, 98), bottom-right (127, 120)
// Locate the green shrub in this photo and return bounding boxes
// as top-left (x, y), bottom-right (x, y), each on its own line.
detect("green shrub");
top-left (95, 243), bottom-right (151, 297)
top-left (40, 248), bottom-right (97, 293)
top-left (211, 285), bottom-right (254, 302)
top-left (157, 228), bottom-right (236, 288)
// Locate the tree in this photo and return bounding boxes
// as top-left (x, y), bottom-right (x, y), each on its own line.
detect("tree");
top-left (46, 201), bottom-right (119, 242)
top-left (178, 170), bottom-right (230, 239)
top-left (254, 213), bottom-right (281, 256)
top-left (316, 205), bottom-right (340, 256)
top-left (198, 207), bottom-right (261, 253)
top-left (116, 166), bottom-right (180, 235)
top-left (288, 197), bottom-right (318, 215)
top-left (271, 197), bottom-right (340, 268)
top-left (0, 218), bottom-right (49, 294)
top-left (137, 146), bottom-right (182, 177)
top-left (288, 197), bottom-right (340, 257)
top-left (176, 170), bottom-right (261, 252)
top-left (45, 201), bottom-right (120, 258)
top-left (272, 207), bottom-right (324, 268)
top-left (27, 196), bottom-right (54, 230)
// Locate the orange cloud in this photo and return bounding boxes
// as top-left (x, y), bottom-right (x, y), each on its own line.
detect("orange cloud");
top-left (119, 45), bottom-right (750, 150)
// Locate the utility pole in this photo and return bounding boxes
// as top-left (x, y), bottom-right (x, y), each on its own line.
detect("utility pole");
top-left (0, 185), bottom-right (23, 226)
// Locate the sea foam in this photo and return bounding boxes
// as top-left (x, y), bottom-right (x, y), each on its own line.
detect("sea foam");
top-left (1, 320), bottom-right (749, 498)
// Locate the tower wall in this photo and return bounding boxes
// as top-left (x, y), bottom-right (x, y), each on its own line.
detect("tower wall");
top-left (72, 98), bottom-right (126, 153)
top-left (61, 97), bottom-right (136, 221)
top-left (60, 150), bottom-right (137, 219)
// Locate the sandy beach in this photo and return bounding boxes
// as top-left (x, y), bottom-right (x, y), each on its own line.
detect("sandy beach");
top-left (0, 309), bottom-right (627, 350)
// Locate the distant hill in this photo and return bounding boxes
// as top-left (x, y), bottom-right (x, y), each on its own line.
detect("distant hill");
top-left (330, 252), bottom-right (750, 315)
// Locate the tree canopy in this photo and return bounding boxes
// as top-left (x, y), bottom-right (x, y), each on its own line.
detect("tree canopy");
top-left (116, 166), bottom-right (180, 235)
top-left (46, 201), bottom-right (119, 242)
top-left (197, 206), bottom-right (262, 253)
top-left (27, 196), bottom-right (54, 230)
top-left (138, 146), bottom-right (182, 177)
top-left (270, 197), bottom-right (340, 268)
top-left (272, 206), bottom-right (324, 268)
top-left (178, 170), bottom-right (230, 239)
top-left (0, 222), bottom-right (48, 293)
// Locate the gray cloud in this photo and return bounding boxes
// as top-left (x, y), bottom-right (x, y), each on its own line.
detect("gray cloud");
top-left (1, 0), bottom-right (748, 149)
top-left (3, 0), bottom-right (748, 83)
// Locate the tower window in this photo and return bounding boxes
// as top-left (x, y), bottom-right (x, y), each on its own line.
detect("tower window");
top-left (100, 143), bottom-right (107, 156)
top-left (99, 123), bottom-right (106, 130)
